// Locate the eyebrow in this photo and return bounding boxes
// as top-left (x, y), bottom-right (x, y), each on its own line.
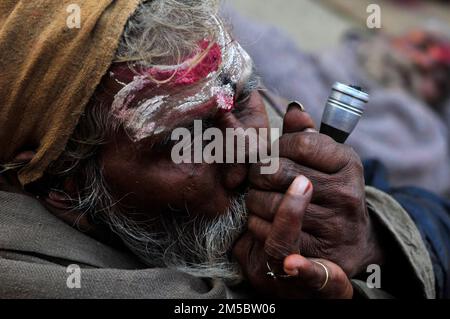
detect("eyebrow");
top-left (239, 67), bottom-right (261, 97)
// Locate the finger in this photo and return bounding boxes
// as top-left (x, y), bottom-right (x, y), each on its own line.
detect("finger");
top-left (248, 215), bottom-right (320, 256)
top-left (283, 255), bottom-right (331, 292)
top-left (248, 215), bottom-right (271, 242)
top-left (246, 189), bottom-right (284, 220)
top-left (302, 206), bottom-right (336, 234)
top-left (232, 232), bottom-right (267, 284)
top-left (246, 187), bottom-right (338, 250)
top-left (232, 232), bottom-right (254, 270)
top-left (284, 255), bottom-right (353, 299)
top-left (283, 101), bottom-right (316, 134)
top-left (248, 158), bottom-right (329, 197)
top-left (279, 132), bottom-right (354, 173)
top-left (264, 175), bottom-right (312, 261)
top-left (248, 193), bottom-right (335, 232)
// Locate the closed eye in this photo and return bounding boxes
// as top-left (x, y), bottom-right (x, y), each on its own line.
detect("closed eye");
top-left (233, 69), bottom-right (261, 114)
top-left (148, 116), bottom-right (215, 149)
top-left (233, 70), bottom-right (261, 113)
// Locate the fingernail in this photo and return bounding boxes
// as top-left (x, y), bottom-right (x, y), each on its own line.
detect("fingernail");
top-left (287, 101), bottom-right (305, 112)
top-left (284, 267), bottom-right (299, 276)
top-left (289, 175), bottom-right (312, 195)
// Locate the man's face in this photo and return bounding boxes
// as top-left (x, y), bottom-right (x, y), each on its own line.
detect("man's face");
top-left (97, 36), bottom-right (269, 224)
top-left (100, 91), bottom-right (268, 221)
top-left (93, 35), bottom-right (270, 279)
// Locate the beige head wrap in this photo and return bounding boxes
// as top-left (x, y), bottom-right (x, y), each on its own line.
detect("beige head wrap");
top-left (0, 0), bottom-right (140, 185)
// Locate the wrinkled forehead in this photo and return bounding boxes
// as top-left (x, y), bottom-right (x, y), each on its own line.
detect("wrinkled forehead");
top-left (104, 18), bottom-right (253, 141)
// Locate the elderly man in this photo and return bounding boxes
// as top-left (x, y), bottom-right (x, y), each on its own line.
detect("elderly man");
top-left (0, 0), bottom-right (448, 299)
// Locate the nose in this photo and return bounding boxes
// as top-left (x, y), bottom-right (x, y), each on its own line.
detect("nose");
top-left (214, 111), bottom-right (252, 192)
top-left (223, 163), bottom-right (249, 191)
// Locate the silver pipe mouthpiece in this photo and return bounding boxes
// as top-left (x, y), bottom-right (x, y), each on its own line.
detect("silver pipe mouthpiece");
top-left (319, 82), bottom-right (369, 143)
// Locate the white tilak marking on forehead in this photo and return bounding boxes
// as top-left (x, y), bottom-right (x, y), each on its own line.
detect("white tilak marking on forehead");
top-left (135, 95), bottom-right (168, 118)
top-left (112, 75), bottom-right (152, 115)
top-left (125, 95), bottom-right (168, 141)
top-left (174, 19), bottom-right (253, 112)
top-left (111, 16), bottom-right (254, 142)
top-left (175, 78), bottom-right (217, 112)
top-left (214, 15), bottom-right (253, 82)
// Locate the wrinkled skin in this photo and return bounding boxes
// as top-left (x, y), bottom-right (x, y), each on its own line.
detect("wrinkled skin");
top-left (234, 172), bottom-right (354, 298)
top-left (239, 105), bottom-right (385, 278)
top-left (94, 68), bottom-right (365, 296)
top-left (97, 83), bottom-right (269, 221)
top-left (4, 66), bottom-right (383, 298)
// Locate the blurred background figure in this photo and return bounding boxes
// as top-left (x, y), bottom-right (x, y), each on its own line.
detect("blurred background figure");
top-left (223, 0), bottom-right (450, 196)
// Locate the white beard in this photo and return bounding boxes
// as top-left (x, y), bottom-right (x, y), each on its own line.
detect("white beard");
top-left (106, 195), bottom-right (248, 284)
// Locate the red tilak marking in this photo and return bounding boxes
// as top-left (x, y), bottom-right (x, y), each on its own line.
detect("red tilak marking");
top-left (147, 41), bottom-right (222, 85)
top-left (110, 41), bottom-right (222, 87)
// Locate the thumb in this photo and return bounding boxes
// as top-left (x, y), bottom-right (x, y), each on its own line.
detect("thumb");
top-left (284, 254), bottom-right (354, 299)
top-left (283, 101), bottom-right (316, 134)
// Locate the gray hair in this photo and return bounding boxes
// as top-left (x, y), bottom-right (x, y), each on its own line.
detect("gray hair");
top-left (116, 0), bottom-right (220, 67)
top-left (108, 194), bottom-right (247, 282)
top-left (40, 0), bottom-right (247, 281)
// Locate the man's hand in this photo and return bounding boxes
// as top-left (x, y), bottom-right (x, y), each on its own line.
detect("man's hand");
top-left (244, 106), bottom-right (384, 277)
top-left (233, 175), bottom-right (353, 299)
